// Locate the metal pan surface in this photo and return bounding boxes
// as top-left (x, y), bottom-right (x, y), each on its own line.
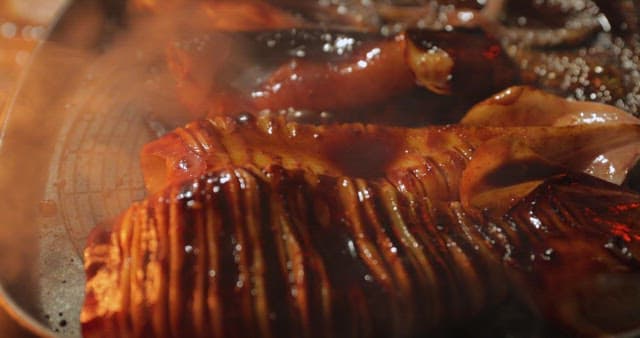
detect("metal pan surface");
top-left (0, 0), bottom-right (179, 336)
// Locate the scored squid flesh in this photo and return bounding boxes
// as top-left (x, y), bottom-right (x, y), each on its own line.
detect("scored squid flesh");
top-left (139, 89), bottom-right (640, 194)
top-left (83, 113), bottom-right (640, 337)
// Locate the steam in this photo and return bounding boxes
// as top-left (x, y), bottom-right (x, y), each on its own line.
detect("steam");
top-left (0, 4), bottom-right (233, 336)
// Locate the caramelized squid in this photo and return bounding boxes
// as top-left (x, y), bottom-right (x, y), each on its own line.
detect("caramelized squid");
top-left (156, 0), bottom-right (530, 124)
top-left (461, 86), bottom-right (640, 127)
top-left (80, 2), bottom-right (640, 337)
top-left (167, 28), bottom-right (419, 121)
top-left (462, 86), bottom-right (640, 185)
top-left (83, 117), bottom-right (640, 337)
top-left (167, 26), bottom-right (523, 124)
top-left (153, 0), bottom-right (640, 122)
top-left (252, 35), bottom-right (414, 113)
top-left (405, 28), bottom-right (518, 98)
top-left (139, 97), bottom-right (640, 194)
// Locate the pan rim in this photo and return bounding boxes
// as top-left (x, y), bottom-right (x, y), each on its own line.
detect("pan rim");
top-left (0, 0), bottom-right (119, 336)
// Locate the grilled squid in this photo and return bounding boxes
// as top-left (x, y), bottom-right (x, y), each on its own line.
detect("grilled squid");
top-left (167, 23), bottom-right (640, 127)
top-left (161, 1), bottom-right (528, 124)
top-left (82, 154), bottom-right (640, 338)
top-left (251, 35), bottom-right (415, 114)
top-left (158, 0), bottom-right (640, 124)
top-left (167, 27), bottom-right (524, 124)
top-left (78, 0), bottom-right (640, 336)
top-left (166, 29), bottom-right (414, 120)
top-left (405, 28), bottom-right (518, 98)
top-left (139, 108), bottom-right (640, 194)
top-left (83, 84), bottom-right (640, 337)
top-left (461, 86), bottom-right (640, 185)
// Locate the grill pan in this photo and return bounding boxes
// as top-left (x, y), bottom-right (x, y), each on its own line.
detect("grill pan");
top-left (0, 0), bottom-right (174, 336)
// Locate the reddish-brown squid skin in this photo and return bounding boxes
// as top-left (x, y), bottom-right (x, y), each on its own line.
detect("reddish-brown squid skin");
top-left (81, 164), bottom-right (640, 338)
top-left (165, 0), bottom-right (640, 122)
top-left (167, 30), bottom-right (417, 120)
top-left (254, 28), bottom-right (518, 113)
top-left (251, 35), bottom-right (414, 113)
top-left (139, 113), bottom-right (491, 195)
top-left (88, 110), bottom-right (640, 337)
top-left (139, 113), bottom-right (640, 198)
top-left (405, 28), bottom-right (519, 100)
top-left (166, 27), bottom-right (522, 124)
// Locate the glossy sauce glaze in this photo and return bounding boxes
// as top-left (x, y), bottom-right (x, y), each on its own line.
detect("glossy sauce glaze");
top-left (167, 27), bottom-right (522, 125)
top-left (139, 111), bottom-right (640, 196)
top-left (405, 28), bottom-right (519, 100)
top-left (161, 0), bottom-right (640, 128)
top-left (80, 1), bottom-right (640, 337)
top-left (81, 165), bottom-right (640, 338)
top-left (140, 113), bottom-right (485, 195)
